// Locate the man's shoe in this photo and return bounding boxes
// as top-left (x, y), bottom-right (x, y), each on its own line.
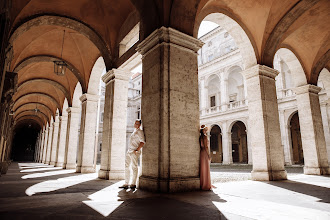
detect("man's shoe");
top-left (130, 185), bottom-right (136, 189)
top-left (119, 184), bottom-right (129, 189)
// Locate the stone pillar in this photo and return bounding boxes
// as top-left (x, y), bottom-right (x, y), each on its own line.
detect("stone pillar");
top-left (222, 129), bottom-right (232, 165)
top-left (320, 103), bottom-right (330, 164)
top-left (45, 123), bottom-right (54, 164)
top-left (293, 85), bottom-right (330, 174)
top-left (220, 77), bottom-right (228, 111)
top-left (246, 127), bottom-right (253, 164)
top-left (98, 69), bottom-right (129, 179)
top-left (38, 129), bottom-right (44, 162)
top-left (55, 115), bottom-right (68, 167)
top-left (243, 65), bottom-right (287, 181)
top-left (35, 133), bottom-right (41, 162)
top-left (279, 110), bottom-right (292, 165)
top-left (42, 126), bottom-right (49, 163)
top-left (50, 118), bottom-right (60, 165)
top-left (137, 27), bottom-right (203, 192)
top-left (200, 77), bottom-right (206, 111)
top-left (76, 94), bottom-right (99, 173)
top-left (63, 107), bottom-right (80, 169)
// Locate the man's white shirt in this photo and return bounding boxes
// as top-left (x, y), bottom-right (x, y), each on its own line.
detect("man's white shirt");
top-left (128, 128), bottom-right (145, 153)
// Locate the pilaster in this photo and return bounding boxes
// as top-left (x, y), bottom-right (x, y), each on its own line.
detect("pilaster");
top-left (45, 124), bottom-right (54, 164)
top-left (49, 119), bottom-right (60, 165)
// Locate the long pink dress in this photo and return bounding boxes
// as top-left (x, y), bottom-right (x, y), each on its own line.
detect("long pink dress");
top-left (200, 135), bottom-right (211, 190)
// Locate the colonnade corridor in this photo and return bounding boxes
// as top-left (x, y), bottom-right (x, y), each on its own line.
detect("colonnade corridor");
top-left (0, 162), bottom-right (329, 219)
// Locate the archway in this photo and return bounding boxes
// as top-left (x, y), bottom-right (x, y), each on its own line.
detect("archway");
top-left (231, 121), bottom-right (248, 164)
top-left (210, 125), bottom-right (222, 163)
top-left (289, 112), bottom-right (303, 165)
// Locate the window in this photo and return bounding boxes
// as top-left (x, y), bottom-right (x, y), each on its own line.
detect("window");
top-left (210, 96), bottom-right (216, 107)
top-left (101, 113), bottom-right (104, 122)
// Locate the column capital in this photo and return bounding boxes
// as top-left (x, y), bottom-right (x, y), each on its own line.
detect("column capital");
top-left (102, 69), bottom-right (130, 84)
top-left (293, 84), bottom-right (322, 95)
top-left (79, 93), bottom-right (99, 103)
top-left (242, 64), bottom-right (279, 80)
top-left (66, 107), bottom-right (80, 114)
top-left (137, 27), bottom-right (204, 56)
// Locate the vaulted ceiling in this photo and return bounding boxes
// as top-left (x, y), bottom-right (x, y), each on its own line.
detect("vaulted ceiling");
top-left (7, 0), bottom-right (329, 129)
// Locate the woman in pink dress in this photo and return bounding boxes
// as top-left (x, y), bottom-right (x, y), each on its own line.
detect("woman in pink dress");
top-left (199, 126), bottom-right (212, 190)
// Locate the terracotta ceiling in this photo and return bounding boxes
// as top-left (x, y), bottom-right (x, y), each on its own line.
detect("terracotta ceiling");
top-left (9, 0), bottom-right (329, 128)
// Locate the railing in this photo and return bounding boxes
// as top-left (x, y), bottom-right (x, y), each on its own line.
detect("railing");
top-left (200, 99), bottom-right (248, 116)
top-left (283, 89), bottom-right (295, 98)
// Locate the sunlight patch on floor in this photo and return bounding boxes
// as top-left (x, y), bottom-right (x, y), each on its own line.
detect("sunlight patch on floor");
top-left (212, 194), bottom-right (330, 220)
top-left (25, 172), bottom-right (98, 196)
top-left (82, 181), bottom-right (125, 217)
top-left (22, 169), bottom-right (75, 179)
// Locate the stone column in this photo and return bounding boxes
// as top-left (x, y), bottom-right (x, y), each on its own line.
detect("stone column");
top-left (220, 77), bottom-right (228, 111)
top-left (320, 103), bottom-right (330, 164)
top-left (42, 126), bottom-right (49, 163)
top-left (45, 123), bottom-right (54, 164)
top-left (137, 27), bottom-right (203, 192)
top-left (222, 128), bottom-right (232, 164)
top-left (246, 127), bottom-right (253, 164)
top-left (76, 94), bottom-right (99, 173)
top-left (55, 115), bottom-right (68, 167)
top-left (200, 77), bottom-right (206, 112)
top-left (38, 129), bottom-right (45, 162)
top-left (50, 118), bottom-right (60, 165)
top-left (35, 133), bottom-right (41, 162)
top-left (243, 65), bottom-right (287, 181)
top-left (63, 107), bottom-right (80, 169)
top-left (293, 85), bottom-right (330, 174)
top-left (98, 69), bottom-right (130, 179)
top-left (279, 110), bottom-right (292, 165)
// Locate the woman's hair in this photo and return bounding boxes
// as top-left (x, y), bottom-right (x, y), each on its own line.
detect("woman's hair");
top-left (136, 119), bottom-right (142, 124)
top-left (199, 128), bottom-right (205, 149)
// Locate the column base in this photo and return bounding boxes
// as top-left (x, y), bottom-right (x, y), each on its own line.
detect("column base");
top-left (251, 169), bottom-right (287, 181)
top-left (304, 166), bottom-right (330, 175)
top-left (45, 160), bottom-right (50, 165)
top-left (63, 163), bottom-right (76, 169)
top-left (98, 169), bottom-right (124, 180)
top-left (55, 162), bottom-right (63, 167)
top-left (49, 161), bottom-right (55, 165)
top-left (139, 175), bottom-right (200, 193)
top-left (76, 166), bottom-right (95, 173)
top-left (0, 161), bottom-right (9, 174)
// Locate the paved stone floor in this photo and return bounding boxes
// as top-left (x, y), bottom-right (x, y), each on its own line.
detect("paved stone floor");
top-left (0, 162), bottom-right (329, 220)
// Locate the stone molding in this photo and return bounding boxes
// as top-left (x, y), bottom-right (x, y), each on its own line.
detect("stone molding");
top-left (293, 84), bottom-right (322, 95)
top-left (66, 107), bottom-right (80, 114)
top-left (137, 27), bottom-right (204, 57)
top-left (243, 64), bottom-right (279, 80)
top-left (102, 69), bottom-right (130, 84)
top-left (79, 93), bottom-right (99, 103)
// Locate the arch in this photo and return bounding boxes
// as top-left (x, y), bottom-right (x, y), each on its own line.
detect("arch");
top-left (312, 50), bottom-right (330, 84)
top-left (16, 115), bottom-right (45, 127)
top-left (195, 11), bottom-right (257, 69)
top-left (62, 98), bottom-right (69, 117)
top-left (15, 118), bottom-right (43, 129)
top-left (87, 57), bottom-right (105, 95)
top-left (210, 124), bottom-right (222, 163)
top-left (10, 15), bottom-right (112, 70)
top-left (14, 92), bottom-right (62, 115)
top-left (262, 0), bottom-right (319, 67)
top-left (17, 78), bottom-right (72, 106)
top-left (275, 48), bottom-right (307, 87)
top-left (14, 110), bottom-right (49, 125)
top-left (72, 83), bottom-right (83, 108)
top-left (14, 102), bottom-right (55, 119)
top-left (230, 121), bottom-right (248, 164)
top-left (227, 66), bottom-right (245, 102)
top-left (14, 103), bottom-right (52, 123)
top-left (13, 55), bottom-right (87, 93)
